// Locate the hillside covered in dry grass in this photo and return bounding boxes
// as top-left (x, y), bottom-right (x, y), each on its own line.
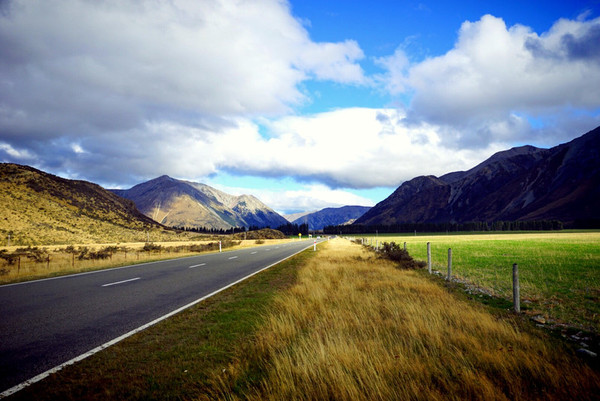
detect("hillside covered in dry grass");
top-left (0, 163), bottom-right (196, 245)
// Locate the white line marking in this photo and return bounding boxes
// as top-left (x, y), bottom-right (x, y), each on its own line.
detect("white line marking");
top-left (0, 252), bottom-right (209, 288)
top-left (189, 263), bottom-right (206, 268)
top-left (228, 256), bottom-right (238, 260)
top-left (250, 251), bottom-right (257, 254)
top-left (0, 243), bottom-right (314, 399)
top-left (101, 277), bottom-right (140, 287)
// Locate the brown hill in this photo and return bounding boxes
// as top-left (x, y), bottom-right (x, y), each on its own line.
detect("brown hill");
top-left (356, 126), bottom-right (600, 226)
top-left (0, 164), bottom-right (183, 245)
top-left (113, 176), bottom-right (288, 230)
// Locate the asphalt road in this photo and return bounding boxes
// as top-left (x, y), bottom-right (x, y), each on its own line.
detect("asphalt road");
top-left (0, 239), bottom-right (320, 395)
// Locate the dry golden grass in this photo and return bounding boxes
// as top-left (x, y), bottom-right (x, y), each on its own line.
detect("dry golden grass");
top-left (0, 163), bottom-right (209, 245)
top-left (0, 239), bottom-right (297, 284)
top-left (213, 239), bottom-right (599, 400)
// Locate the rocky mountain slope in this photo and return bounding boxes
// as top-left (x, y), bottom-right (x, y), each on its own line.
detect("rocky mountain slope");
top-left (356, 126), bottom-right (600, 226)
top-left (113, 176), bottom-right (288, 230)
top-left (0, 164), bottom-right (175, 245)
top-left (292, 206), bottom-right (371, 230)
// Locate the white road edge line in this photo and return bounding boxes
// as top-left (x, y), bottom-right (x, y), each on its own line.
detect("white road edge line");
top-left (101, 277), bottom-right (141, 287)
top-left (189, 263), bottom-right (206, 268)
top-left (0, 253), bottom-right (208, 288)
top-left (0, 243), bottom-right (315, 399)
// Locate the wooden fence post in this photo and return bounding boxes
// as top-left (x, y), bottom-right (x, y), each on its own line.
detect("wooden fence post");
top-left (513, 263), bottom-right (520, 313)
top-left (404, 242), bottom-right (407, 251)
top-left (427, 242), bottom-right (431, 274)
top-left (447, 248), bottom-right (452, 280)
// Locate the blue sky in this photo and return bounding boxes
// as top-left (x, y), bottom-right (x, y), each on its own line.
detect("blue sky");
top-left (1, 0), bottom-right (599, 214)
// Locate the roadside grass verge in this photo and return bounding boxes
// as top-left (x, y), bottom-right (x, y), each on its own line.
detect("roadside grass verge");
top-left (208, 238), bottom-right (599, 400)
top-left (7, 242), bottom-right (313, 401)
top-left (361, 232), bottom-right (600, 332)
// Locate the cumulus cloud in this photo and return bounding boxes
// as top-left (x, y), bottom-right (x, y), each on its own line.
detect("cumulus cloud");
top-left (0, 0), bottom-right (366, 139)
top-left (81, 108), bottom-right (499, 189)
top-left (210, 182), bottom-right (375, 215)
top-left (47, 107), bottom-right (502, 195)
top-left (378, 14), bottom-right (600, 147)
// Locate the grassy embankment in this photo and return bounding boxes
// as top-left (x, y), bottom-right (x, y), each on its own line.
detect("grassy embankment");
top-left (0, 238), bottom-right (295, 285)
top-left (358, 231), bottom-right (600, 332)
top-left (11, 239), bottom-right (599, 400)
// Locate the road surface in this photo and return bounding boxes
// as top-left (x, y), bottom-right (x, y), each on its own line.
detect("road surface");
top-left (0, 239), bottom-right (320, 395)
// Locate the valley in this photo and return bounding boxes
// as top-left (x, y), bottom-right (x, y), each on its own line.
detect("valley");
top-left (2, 2), bottom-right (600, 399)
top-left (1, 126), bottom-right (599, 400)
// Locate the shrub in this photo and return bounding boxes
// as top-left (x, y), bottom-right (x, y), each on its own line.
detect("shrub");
top-left (0, 249), bottom-right (18, 265)
top-left (142, 243), bottom-right (163, 253)
top-left (15, 246), bottom-right (48, 263)
top-left (379, 241), bottom-right (426, 269)
top-left (76, 246), bottom-right (113, 260)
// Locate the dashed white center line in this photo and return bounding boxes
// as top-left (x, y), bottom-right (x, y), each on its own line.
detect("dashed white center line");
top-left (189, 263), bottom-right (206, 268)
top-left (102, 277), bottom-right (140, 287)
top-left (250, 251), bottom-right (257, 254)
top-left (228, 256), bottom-right (238, 260)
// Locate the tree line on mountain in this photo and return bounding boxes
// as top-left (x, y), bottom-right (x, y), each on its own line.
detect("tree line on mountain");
top-left (275, 222), bottom-right (309, 236)
top-left (173, 225), bottom-right (250, 235)
top-left (323, 220), bottom-right (565, 235)
top-left (172, 223), bottom-right (312, 236)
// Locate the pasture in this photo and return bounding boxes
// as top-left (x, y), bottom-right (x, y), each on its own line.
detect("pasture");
top-left (360, 231), bottom-right (600, 331)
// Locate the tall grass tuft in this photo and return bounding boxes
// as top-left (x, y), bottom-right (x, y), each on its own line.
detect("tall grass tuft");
top-left (213, 239), bottom-right (599, 400)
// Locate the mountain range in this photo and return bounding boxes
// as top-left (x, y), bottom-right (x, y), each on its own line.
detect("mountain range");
top-left (3, 125), bottom-right (598, 245)
top-left (112, 176), bottom-right (288, 230)
top-left (291, 206), bottom-right (370, 230)
top-left (356, 126), bottom-right (600, 226)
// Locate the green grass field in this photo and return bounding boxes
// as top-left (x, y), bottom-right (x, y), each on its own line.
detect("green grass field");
top-left (359, 231), bottom-right (600, 331)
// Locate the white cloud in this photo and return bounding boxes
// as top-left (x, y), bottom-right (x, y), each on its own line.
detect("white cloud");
top-left (52, 107), bottom-right (504, 193)
top-left (0, 0), bottom-right (366, 137)
top-left (84, 108), bottom-right (501, 190)
top-left (210, 182), bottom-right (375, 215)
top-left (378, 14), bottom-right (600, 146)
top-left (221, 108), bottom-right (503, 188)
top-left (375, 47), bottom-right (410, 95)
top-left (0, 142), bottom-right (34, 159)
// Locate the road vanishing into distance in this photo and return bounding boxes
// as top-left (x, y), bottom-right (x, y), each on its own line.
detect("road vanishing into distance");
top-left (0, 239), bottom-right (322, 396)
